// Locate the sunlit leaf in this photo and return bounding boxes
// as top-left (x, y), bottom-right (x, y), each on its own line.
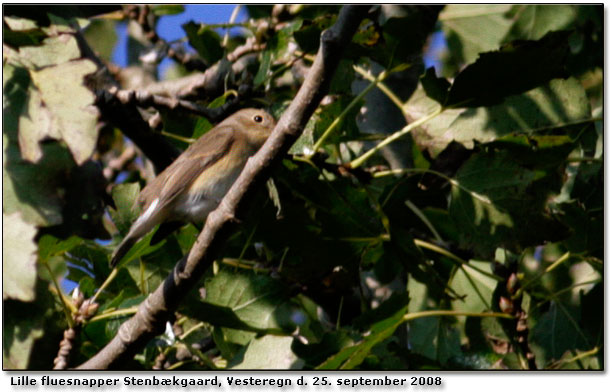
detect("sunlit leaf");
top-left (230, 335), bottom-right (304, 369)
top-left (2, 213), bottom-right (37, 301)
top-left (409, 78), bottom-right (591, 157)
top-left (440, 4), bottom-right (514, 67)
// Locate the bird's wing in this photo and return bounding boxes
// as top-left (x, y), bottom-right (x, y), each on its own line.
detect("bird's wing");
top-left (139, 126), bottom-right (236, 212)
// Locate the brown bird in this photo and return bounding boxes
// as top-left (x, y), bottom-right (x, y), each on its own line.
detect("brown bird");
top-left (110, 108), bottom-right (276, 267)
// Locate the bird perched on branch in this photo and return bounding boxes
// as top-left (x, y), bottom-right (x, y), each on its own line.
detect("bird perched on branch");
top-left (110, 108), bottom-right (276, 267)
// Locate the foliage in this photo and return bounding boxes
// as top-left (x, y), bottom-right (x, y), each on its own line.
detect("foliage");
top-left (2, 4), bottom-right (603, 370)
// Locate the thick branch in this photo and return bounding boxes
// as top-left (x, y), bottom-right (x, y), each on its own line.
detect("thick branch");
top-left (95, 89), bottom-right (181, 173)
top-left (106, 85), bottom-right (247, 122)
top-left (226, 37), bottom-right (266, 62)
top-left (77, 5), bottom-right (371, 369)
top-left (141, 59), bottom-right (233, 99)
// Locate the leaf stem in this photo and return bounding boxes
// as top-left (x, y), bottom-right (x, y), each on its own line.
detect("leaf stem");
top-left (515, 251), bottom-right (571, 296)
top-left (404, 200), bottom-right (442, 242)
top-left (414, 239), bottom-right (504, 282)
top-left (91, 267), bottom-right (118, 303)
top-left (179, 322), bottom-right (205, 340)
top-left (353, 64), bottom-right (407, 117)
top-left (221, 257), bottom-right (271, 273)
top-left (160, 131), bottom-right (196, 144)
top-left (566, 156), bottom-right (602, 163)
top-left (43, 262), bottom-right (76, 328)
top-left (310, 70), bottom-right (389, 156)
top-left (438, 5), bottom-right (512, 20)
top-left (403, 309), bottom-right (513, 322)
top-left (458, 265), bottom-right (491, 309)
top-left (87, 307), bottom-right (138, 323)
top-left (547, 346), bottom-right (600, 369)
top-left (373, 167), bottom-right (493, 205)
top-left (350, 106), bottom-right (443, 168)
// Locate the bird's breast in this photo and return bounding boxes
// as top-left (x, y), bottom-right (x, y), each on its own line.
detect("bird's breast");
top-left (174, 148), bottom-right (251, 223)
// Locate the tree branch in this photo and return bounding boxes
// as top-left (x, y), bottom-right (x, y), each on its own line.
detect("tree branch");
top-left (77, 5), bottom-right (371, 369)
top-left (141, 59), bottom-right (233, 99)
top-left (125, 4), bottom-right (208, 71)
top-left (104, 85), bottom-right (248, 123)
top-left (226, 37), bottom-right (266, 62)
top-left (95, 89), bottom-right (181, 173)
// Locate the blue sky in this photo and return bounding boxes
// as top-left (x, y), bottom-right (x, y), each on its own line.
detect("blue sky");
top-left (112, 4), bottom-right (247, 76)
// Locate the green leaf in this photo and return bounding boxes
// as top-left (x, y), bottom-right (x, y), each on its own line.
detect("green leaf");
top-left (552, 348), bottom-right (600, 370)
top-left (191, 117), bottom-right (213, 139)
top-left (409, 78), bottom-right (591, 157)
top-left (255, 20), bottom-right (302, 86)
top-left (505, 5), bottom-right (577, 41)
top-left (487, 134), bottom-right (575, 169)
top-left (407, 316), bottom-right (462, 365)
top-left (3, 63), bottom-right (49, 163)
top-left (449, 150), bottom-right (569, 257)
top-left (317, 304), bottom-right (407, 369)
top-left (182, 22), bottom-right (223, 65)
top-left (329, 59), bottom-right (355, 94)
top-left (445, 31), bottom-right (571, 108)
top-left (22, 59), bottom-right (98, 165)
top-left (174, 223), bottom-right (200, 254)
top-left (185, 302), bottom-right (270, 334)
top-left (4, 52), bottom-right (98, 164)
top-left (38, 235), bottom-right (82, 262)
top-left (557, 201), bottom-right (603, 257)
top-left (404, 85), bottom-right (462, 158)
top-left (313, 95), bottom-right (361, 144)
top-left (287, 115), bottom-right (314, 155)
top-left (530, 300), bottom-right (591, 367)
top-left (17, 35), bottom-right (81, 68)
top-left (3, 5), bottom-right (121, 26)
top-left (2, 286), bottom-right (48, 369)
top-left (125, 235), bottom-right (182, 291)
top-left (293, 16), bottom-right (333, 53)
top-left (253, 50), bottom-right (272, 87)
top-left (2, 213), bottom-right (38, 301)
top-left (440, 4), bottom-right (514, 67)
top-left (420, 67), bottom-right (450, 105)
top-left (292, 331), bottom-right (354, 368)
top-left (449, 261), bottom-right (497, 314)
top-left (64, 240), bottom-right (111, 282)
top-left (408, 275), bottom-right (461, 365)
top-left (3, 15), bottom-right (40, 30)
top-left (199, 265), bottom-right (303, 334)
top-left (244, 5), bottom-right (274, 20)
top-left (230, 335), bottom-right (304, 369)
top-left (151, 4), bottom-right (185, 16)
top-left (2, 129), bottom-right (73, 227)
top-left (82, 19), bottom-right (118, 62)
top-left (370, 5), bottom-right (442, 69)
top-left (2, 16), bottom-right (46, 47)
top-left (109, 182), bottom-right (141, 235)
top-left (353, 292), bottom-right (410, 330)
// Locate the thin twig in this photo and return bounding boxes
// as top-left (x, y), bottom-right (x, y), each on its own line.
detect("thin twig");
top-left (227, 37), bottom-right (266, 62)
top-left (126, 4), bottom-right (207, 71)
top-left (109, 87), bottom-right (231, 119)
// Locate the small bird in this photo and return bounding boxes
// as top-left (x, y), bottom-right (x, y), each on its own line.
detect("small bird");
top-left (110, 108), bottom-right (276, 267)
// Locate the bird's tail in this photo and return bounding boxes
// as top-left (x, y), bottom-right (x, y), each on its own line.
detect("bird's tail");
top-left (110, 235), bottom-right (139, 268)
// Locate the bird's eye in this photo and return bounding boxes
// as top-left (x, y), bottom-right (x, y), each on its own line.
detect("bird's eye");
top-left (253, 115), bottom-right (264, 123)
